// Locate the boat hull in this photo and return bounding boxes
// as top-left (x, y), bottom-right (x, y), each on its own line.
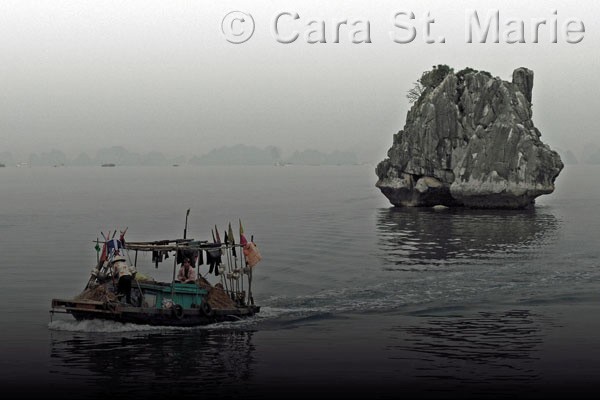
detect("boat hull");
top-left (51, 298), bottom-right (260, 327)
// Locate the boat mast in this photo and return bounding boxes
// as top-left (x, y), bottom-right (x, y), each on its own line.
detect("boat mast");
top-left (183, 209), bottom-right (190, 239)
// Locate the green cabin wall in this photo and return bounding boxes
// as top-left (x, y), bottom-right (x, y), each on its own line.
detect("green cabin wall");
top-left (137, 282), bottom-right (208, 309)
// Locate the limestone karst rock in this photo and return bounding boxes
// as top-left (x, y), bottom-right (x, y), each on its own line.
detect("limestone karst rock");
top-left (376, 66), bottom-right (563, 209)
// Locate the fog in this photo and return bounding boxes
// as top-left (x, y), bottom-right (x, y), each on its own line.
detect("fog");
top-left (1, 0), bottom-right (598, 163)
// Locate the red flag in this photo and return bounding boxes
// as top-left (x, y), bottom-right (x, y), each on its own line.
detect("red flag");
top-left (99, 242), bottom-right (108, 263)
top-left (239, 219), bottom-right (248, 246)
top-left (119, 227), bottom-right (128, 246)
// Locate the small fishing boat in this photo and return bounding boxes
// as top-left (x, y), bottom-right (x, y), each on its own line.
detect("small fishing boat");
top-left (50, 221), bottom-right (262, 327)
top-left (101, 163), bottom-right (116, 167)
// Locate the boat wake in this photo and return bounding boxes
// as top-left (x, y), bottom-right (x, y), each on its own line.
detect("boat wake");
top-left (48, 315), bottom-right (263, 333)
top-left (48, 319), bottom-right (188, 333)
top-left (257, 281), bottom-right (422, 317)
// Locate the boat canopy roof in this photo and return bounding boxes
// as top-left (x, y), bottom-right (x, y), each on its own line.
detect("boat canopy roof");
top-left (124, 239), bottom-right (236, 252)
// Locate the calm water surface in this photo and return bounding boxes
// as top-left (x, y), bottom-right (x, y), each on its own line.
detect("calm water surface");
top-left (0, 165), bottom-right (599, 399)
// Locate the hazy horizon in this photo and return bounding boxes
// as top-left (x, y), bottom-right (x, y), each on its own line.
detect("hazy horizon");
top-left (0, 142), bottom-right (597, 166)
top-left (1, 0), bottom-right (599, 164)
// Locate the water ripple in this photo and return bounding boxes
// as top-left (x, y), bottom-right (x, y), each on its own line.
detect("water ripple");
top-left (376, 207), bottom-right (561, 267)
top-left (386, 309), bottom-right (547, 386)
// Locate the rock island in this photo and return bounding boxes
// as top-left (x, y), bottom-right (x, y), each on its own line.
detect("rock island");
top-left (376, 65), bottom-right (563, 209)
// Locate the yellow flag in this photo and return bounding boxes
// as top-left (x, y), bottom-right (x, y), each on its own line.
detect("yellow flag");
top-left (228, 222), bottom-right (235, 245)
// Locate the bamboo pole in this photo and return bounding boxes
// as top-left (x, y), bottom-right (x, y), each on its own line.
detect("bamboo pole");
top-left (86, 238), bottom-right (105, 290)
top-left (240, 245), bottom-right (245, 300)
top-left (226, 244), bottom-right (235, 300)
top-left (233, 246), bottom-right (240, 297)
top-left (171, 245), bottom-right (177, 300)
top-left (183, 209), bottom-right (190, 239)
top-left (248, 235), bottom-right (254, 305)
top-left (248, 269), bottom-right (253, 305)
top-left (222, 242), bottom-right (229, 292)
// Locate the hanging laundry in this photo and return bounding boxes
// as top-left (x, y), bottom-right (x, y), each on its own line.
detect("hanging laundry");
top-left (177, 249), bottom-right (198, 265)
top-left (187, 241), bottom-right (206, 266)
top-left (205, 244), bottom-right (222, 276)
top-left (152, 251), bottom-right (164, 268)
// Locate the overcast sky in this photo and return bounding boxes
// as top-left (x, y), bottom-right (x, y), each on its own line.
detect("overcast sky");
top-left (1, 0), bottom-right (598, 161)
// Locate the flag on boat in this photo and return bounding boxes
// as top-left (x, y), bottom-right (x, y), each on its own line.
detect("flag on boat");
top-left (119, 227), bottom-right (128, 246)
top-left (107, 238), bottom-right (123, 252)
top-left (239, 219), bottom-right (248, 246)
top-left (243, 241), bottom-right (262, 268)
top-left (228, 223), bottom-right (234, 244)
top-left (228, 222), bottom-right (236, 257)
top-left (214, 225), bottom-right (221, 244)
top-left (99, 242), bottom-right (108, 263)
top-left (106, 238), bottom-right (124, 259)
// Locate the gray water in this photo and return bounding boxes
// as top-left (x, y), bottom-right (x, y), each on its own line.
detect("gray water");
top-left (0, 164), bottom-right (599, 399)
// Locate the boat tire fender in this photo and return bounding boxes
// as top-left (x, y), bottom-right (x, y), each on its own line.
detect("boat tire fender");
top-left (172, 304), bottom-right (184, 319)
top-left (201, 301), bottom-right (214, 317)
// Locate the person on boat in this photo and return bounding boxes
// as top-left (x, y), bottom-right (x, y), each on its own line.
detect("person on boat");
top-left (177, 258), bottom-right (196, 284)
top-left (112, 255), bottom-right (134, 303)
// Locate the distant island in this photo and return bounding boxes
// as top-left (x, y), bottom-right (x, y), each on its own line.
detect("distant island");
top-left (286, 149), bottom-right (358, 166)
top-left (189, 144), bottom-right (282, 166)
top-left (556, 148), bottom-right (578, 165)
top-left (0, 145), bottom-right (360, 167)
top-left (1, 143), bottom-right (596, 170)
top-left (189, 145), bottom-right (358, 166)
